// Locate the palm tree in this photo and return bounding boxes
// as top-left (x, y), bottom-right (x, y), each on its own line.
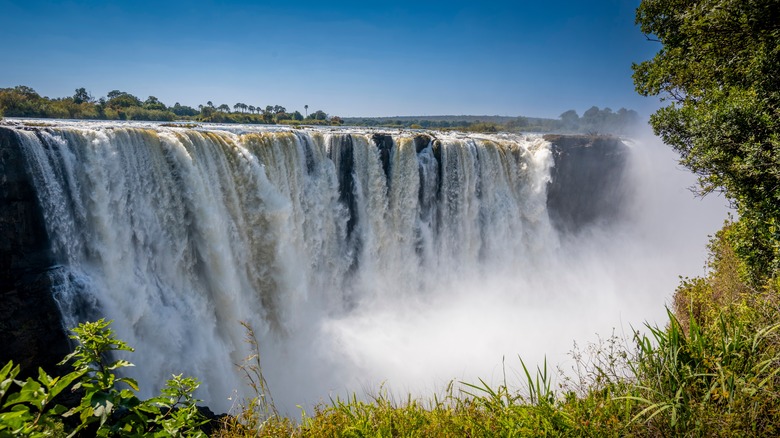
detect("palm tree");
top-left (304, 105), bottom-right (309, 118)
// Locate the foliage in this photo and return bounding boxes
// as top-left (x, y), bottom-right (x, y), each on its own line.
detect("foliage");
top-left (0, 319), bottom-right (208, 437)
top-left (73, 88), bottom-right (92, 105)
top-left (0, 361), bottom-right (83, 436)
top-left (633, 0), bottom-right (780, 281)
top-left (625, 310), bottom-right (780, 436)
top-left (341, 108), bottom-right (640, 134)
top-left (307, 110), bottom-right (328, 121)
top-left (171, 103), bottom-right (199, 117)
top-left (0, 85), bottom-right (337, 127)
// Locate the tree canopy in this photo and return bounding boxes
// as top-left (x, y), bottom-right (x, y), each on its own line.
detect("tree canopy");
top-left (0, 85), bottom-right (342, 126)
top-left (634, 0), bottom-right (780, 280)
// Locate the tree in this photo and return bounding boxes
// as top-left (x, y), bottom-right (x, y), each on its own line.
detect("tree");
top-left (634, 0), bottom-right (780, 280)
top-left (73, 87), bottom-right (92, 104)
top-left (581, 106), bottom-right (604, 133)
top-left (304, 104), bottom-right (308, 118)
top-left (559, 110), bottom-right (579, 130)
top-left (310, 109), bottom-right (327, 120)
top-left (144, 96), bottom-right (167, 111)
top-left (106, 91), bottom-right (142, 109)
top-left (200, 105), bottom-right (216, 119)
top-left (172, 102), bottom-right (199, 117)
top-left (217, 104), bottom-right (230, 113)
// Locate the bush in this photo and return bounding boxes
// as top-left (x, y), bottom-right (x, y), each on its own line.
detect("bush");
top-left (0, 319), bottom-right (209, 437)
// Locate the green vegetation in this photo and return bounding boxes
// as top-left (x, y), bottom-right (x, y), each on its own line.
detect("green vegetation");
top-left (633, 0), bottom-right (780, 282)
top-left (213, 229), bottom-right (779, 437)
top-left (2, 1), bottom-right (778, 435)
top-left (0, 85), bottom-right (638, 134)
top-left (5, 226), bottom-right (778, 436)
top-left (341, 107), bottom-right (639, 134)
top-left (0, 86), bottom-right (341, 126)
top-left (1, 319), bottom-right (208, 437)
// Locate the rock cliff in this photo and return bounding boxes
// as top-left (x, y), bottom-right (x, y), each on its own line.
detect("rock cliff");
top-left (0, 127), bottom-right (70, 377)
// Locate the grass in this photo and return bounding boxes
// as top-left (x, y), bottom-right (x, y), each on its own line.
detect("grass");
top-left (213, 226), bottom-right (780, 437)
top-left (213, 302), bottom-right (780, 437)
top-left (3, 222), bottom-right (777, 436)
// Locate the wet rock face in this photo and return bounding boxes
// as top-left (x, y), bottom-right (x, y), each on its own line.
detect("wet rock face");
top-left (0, 127), bottom-right (70, 377)
top-left (545, 134), bottom-right (631, 234)
top-left (0, 127), bottom-right (632, 380)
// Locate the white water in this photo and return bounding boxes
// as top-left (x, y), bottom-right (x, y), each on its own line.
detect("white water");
top-left (11, 120), bottom-right (727, 414)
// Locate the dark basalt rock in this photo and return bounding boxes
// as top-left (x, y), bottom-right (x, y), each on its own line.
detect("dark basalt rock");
top-left (545, 134), bottom-right (631, 234)
top-left (413, 134), bottom-right (431, 153)
top-left (0, 126), bottom-right (71, 377)
top-left (371, 133), bottom-right (393, 182)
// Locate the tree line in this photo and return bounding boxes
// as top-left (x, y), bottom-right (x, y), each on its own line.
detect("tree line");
top-left (0, 85), bottom-right (340, 126)
top-left (0, 85), bottom-right (639, 135)
top-left (343, 106), bottom-right (640, 134)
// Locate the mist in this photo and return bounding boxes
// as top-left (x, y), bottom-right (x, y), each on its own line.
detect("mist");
top-left (13, 121), bottom-right (729, 416)
top-left (240, 127), bottom-right (731, 415)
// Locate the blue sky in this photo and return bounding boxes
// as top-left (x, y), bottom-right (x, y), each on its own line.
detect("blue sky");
top-left (1, 0), bottom-right (660, 118)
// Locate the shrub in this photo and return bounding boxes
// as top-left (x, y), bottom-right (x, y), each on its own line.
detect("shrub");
top-left (0, 319), bottom-right (209, 437)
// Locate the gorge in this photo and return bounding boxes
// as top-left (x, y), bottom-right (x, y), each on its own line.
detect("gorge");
top-left (0, 120), bottom-right (723, 414)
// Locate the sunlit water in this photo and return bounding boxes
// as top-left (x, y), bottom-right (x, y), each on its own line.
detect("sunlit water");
top-left (8, 119), bottom-right (728, 414)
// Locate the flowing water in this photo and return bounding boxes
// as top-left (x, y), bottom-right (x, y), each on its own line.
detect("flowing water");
top-left (11, 120), bottom-right (727, 414)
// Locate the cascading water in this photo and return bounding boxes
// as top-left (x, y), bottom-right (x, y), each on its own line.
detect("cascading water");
top-left (7, 120), bottom-right (726, 414)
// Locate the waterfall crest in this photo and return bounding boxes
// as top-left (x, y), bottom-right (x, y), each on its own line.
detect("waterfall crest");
top-left (11, 122), bottom-right (639, 413)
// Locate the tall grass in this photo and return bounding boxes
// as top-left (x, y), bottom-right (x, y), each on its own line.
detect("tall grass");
top-left (213, 226), bottom-right (780, 437)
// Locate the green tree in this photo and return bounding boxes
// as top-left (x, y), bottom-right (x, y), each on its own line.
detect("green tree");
top-left (634, 0), bottom-right (780, 280)
top-left (143, 96), bottom-right (167, 111)
top-left (310, 110), bottom-right (327, 120)
top-left (73, 87), bottom-right (92, 104)
top-left (172, 102), bottom-right (199, 117)
top-left (274, 112), bottom-right (291, 123)
top-left (106, 91), bottom-right (142, 109)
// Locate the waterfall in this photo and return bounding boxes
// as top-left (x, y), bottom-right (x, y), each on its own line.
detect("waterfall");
top-left (11, 121), bottom-right (706, 414)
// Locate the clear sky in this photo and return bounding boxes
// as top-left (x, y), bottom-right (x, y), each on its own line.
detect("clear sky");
top-left (1, 0), bottom-right (660, 119)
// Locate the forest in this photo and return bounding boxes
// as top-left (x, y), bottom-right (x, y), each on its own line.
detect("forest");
top-left (0, 85), bottom-right (639, 134)
top-left (0, 86), bottom-right (335, 126)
